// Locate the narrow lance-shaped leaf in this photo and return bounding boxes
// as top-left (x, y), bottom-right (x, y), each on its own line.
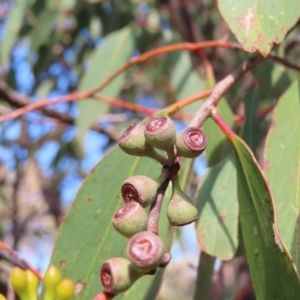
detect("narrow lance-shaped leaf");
top-left (30, 10), bottom-right (58, 52)
top-left (195, 155), bottom-right (238, 260)
top-left (77, 26), bottom-right (134, 147)
top-left (47, 146), bottom-right (171, 299)
top-left (1, 1), bottom-right (30, 63)
top-left (264, 81), bottom-right (300, 273)
top-left (216, 116), bottom-right (300, 299)
top-left (218, 0), bottom-right (300, 56)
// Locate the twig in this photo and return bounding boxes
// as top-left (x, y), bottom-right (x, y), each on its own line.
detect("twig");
top-left (268, 54), bottom-right (300, 72)
top-left (94, 93), bottom-right (210, 120)
top-left (147, 163), bottom-right (180, 235)
top-left (147, 178), bottom-right (170, 235)
top-left (0, 79), bottom-right (119, 141)
top-left (0, 40), bottom-right (238, 123)
top-left (0, 241), bottom-right (43, 280)
top-left (234, 103), bottom-right (276, 123)
top-left (189, 56), bottom-right (263, 128)
top-left (93, 95), bottom-right (156, 116)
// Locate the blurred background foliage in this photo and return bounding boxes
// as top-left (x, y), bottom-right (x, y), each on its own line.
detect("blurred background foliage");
top-left (0, 0), bottom-right (299, 299)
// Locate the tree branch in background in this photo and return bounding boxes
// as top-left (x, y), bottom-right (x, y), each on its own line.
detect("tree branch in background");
top-left (0, 40), bottom-right (239, 124)
top-left (189, 55), bottom-right (263, 128)
top-left (0, 241), bottom-right (43, 280)
top-left (0, 41), bottom-right (298, 129)
top-left (0, 79), bottom-right (119, 141)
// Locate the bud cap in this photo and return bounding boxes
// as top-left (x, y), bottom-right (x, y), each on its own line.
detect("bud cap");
top-left (145, 116), bottom-right (176, 153)
top-left (121, 175), bottom-right (160, 208)
top-left (127, 231), bottom-right (165, 271)
top-left (176, 127), bottom-right (207, 158)
top-left (100, 258), bottom-right (141, 294)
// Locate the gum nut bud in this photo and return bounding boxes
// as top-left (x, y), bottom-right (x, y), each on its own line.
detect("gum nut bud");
top-left (118, 123), bottom-right (149, 155)
top-left (121, 175), bottom-right (159, 208)
top-left (43, 264), bottom-right (62, 299)
top-left (127, 231), bottom-right (165, 271)
top-left (10, 267), bottom-right (29, 300)
top-left (56, 278), bottom-right (75, 300)
top-left (167, 177), bottom-right (198, 226)
top-left (25, 270), bottom-right (39, 300)
top-left (0, 294), bottom-right (6, 300)
top-left (145, 116), bottom-right (176, 152)
top-left (112, 202), bottom-right (147, 238)
top-left (176, 127), bottom-right (207, 158)
top-left (100, 257), bottom-right (141, 294)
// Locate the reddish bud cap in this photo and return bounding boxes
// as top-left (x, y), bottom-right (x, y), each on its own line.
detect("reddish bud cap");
top-left (127, 232), bottom-right (164, 271)
top-left (145, 116), bottom-right (176, 153)
top-left (176, 127), bottom-right (207, 158)
top-left (121, 175), bottom-right (159, 207)
top-left (100, 258), bottom-right (141, 294)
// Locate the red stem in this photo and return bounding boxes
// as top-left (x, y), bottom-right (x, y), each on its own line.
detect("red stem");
top-left (0, 240), bottom-right (43, 280)
top-left (0, 41), bottom-right (236, 123)
top-left (210, 109), bottom-right (235, 139)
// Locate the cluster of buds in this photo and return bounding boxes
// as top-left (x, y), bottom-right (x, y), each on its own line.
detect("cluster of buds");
top-left (98, 116), bottom-right (207, 297)
top-left (6, 264), bottom-right (74, 300)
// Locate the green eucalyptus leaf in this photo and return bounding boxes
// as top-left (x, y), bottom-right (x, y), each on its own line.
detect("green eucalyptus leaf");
top-left (218, 0), bottom-right (300, 56)
top-left (264, 81), bottom-right (300, 273)
top-left (195, 156), bottom-right (238, 260)
top-left (1, 1), bottom-right (30, 63)
top-left (30, 10), bottom-right (58, 52)
top-left (48, 146), bottom-right (170, 299)
top-left (77, 26), bottom-right (134, 147)
top-left (228, 128), bottom-right (300, 299)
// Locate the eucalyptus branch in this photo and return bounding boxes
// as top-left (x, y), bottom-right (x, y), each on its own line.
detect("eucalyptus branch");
top-left (0, 79), bottom-right (119, 141)
top-left (0, 241), bottom-right (43, 280)
top-left (189, 55), bottom-right (263, 128)
top-left (0, 40), bottom-right (237, 124)
top-left (147, 163), bottom-right (180, 235)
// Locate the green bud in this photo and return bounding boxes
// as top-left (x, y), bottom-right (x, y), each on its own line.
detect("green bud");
top-left (10, 267), bottom-right (30, 300)
top-left (119, 123), bottom-right (167, 164)
top-left (56, 278), bottom-right (75, 300)
top-left (26, 270), bottom-right (39, 300)
top-left (167, 176), bottom-right (198, 226)
top-left (121, 170), bottom-right (169, 208)
top-left (43, 264), bottom-right (62, 300)
top-left (100, 258), bottom-right (141, 294)
top-left (144, 116), bottom-right (176, 159)
top-left (112, 202), bottom-right (147, 238)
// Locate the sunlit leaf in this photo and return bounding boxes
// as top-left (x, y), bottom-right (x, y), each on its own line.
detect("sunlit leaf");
top-left (30, 10), bottom-right (58, 52)
top-left (77, 26), bottom-right (134, 147)
top-left (227, 128), bottom-right (300, 299)
top-left (195, 156), bottom-right (238, 260)
top-left (264, 81), bottom-right (300, 273)
top-left (1, 1), bottom-right (29, 63)
top-left (218, 0), bottom-right (300, 56)
top-left (49, 147), bottom-right (170, 299)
